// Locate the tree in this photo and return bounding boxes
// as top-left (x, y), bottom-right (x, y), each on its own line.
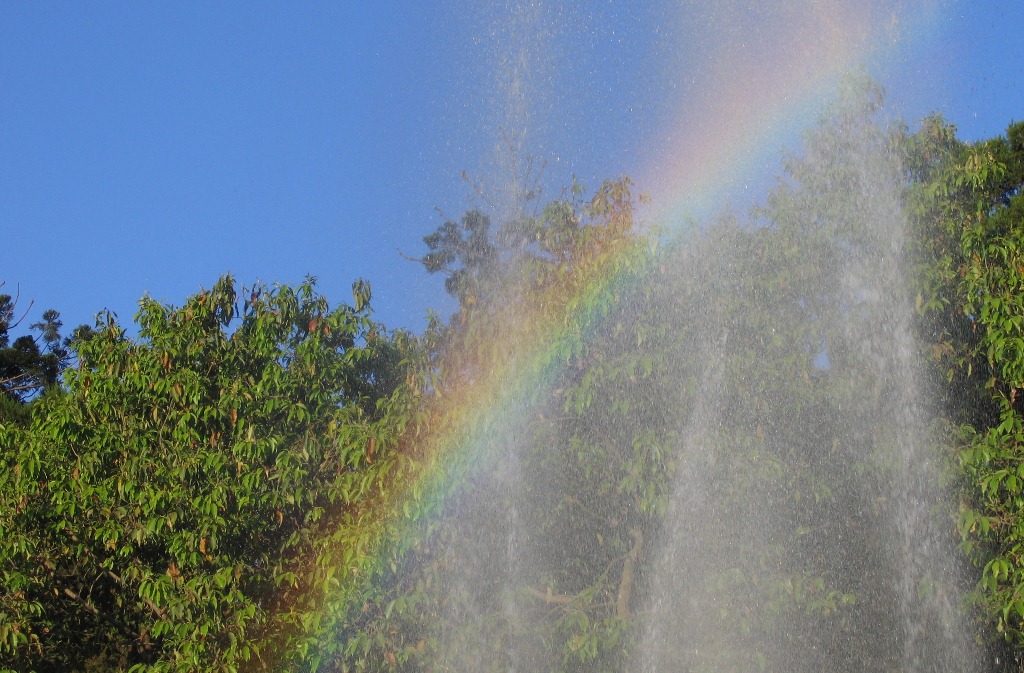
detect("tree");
top-left (335, 176), bottom-right (656, 673)
top-left (0, 275), bottom-right (413, 672)
top-left (0, 285), bottom-right (83, 423)
top-left (905, 115), bottom-right (1024, 661)
top-left (370, 80), bottom-right (977, 673)
top-left (4, 90), bottom-right (1012, 673)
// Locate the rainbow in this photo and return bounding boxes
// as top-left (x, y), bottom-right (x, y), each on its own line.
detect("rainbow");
top-left (319, 0), bottom-right (950, 660)
top-left (639, 0), bottom-right (947, 225)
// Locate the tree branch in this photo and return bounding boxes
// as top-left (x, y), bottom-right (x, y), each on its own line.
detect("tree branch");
top-left (615, 527), bottom-right (643, 620)
top-left (522, 586), bottom-right (575, 605)
top-left (56, 582), bottom-right (152, 652)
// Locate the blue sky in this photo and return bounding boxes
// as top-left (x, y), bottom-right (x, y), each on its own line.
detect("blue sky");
top-left (1, 2), bottom-right (1022, 336)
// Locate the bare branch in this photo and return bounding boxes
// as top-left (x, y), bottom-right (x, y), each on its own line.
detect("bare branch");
top-left (615, 527), bottom-right (643, 619)
top-left (397, 249), bottom-right (425, 264)
top-left (5, 284), bottom-right (34, 331)
top-left (522, 585), bottom-right (575, 605)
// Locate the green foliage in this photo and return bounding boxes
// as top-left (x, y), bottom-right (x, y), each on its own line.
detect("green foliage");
top-left (403, 88), bottom-right (930, 668)
top-left (422, 210), bottom-right (500, 308)
top-left (0, 276), bottom-right (411, 672)
top-left (4, 88), bottom-right (1021, 672)
top-left (0, 287), bottom-right (85, 419)
top-left (628, 80), bottom-right (943, 672)
top-left (389, 176), bottom-right (654, 673)
top-left (905, 116), bottom-right (1024, 649)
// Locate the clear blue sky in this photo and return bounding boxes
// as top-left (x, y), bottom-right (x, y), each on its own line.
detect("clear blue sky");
top-left (1, 2), bottom-right (1021, 336)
